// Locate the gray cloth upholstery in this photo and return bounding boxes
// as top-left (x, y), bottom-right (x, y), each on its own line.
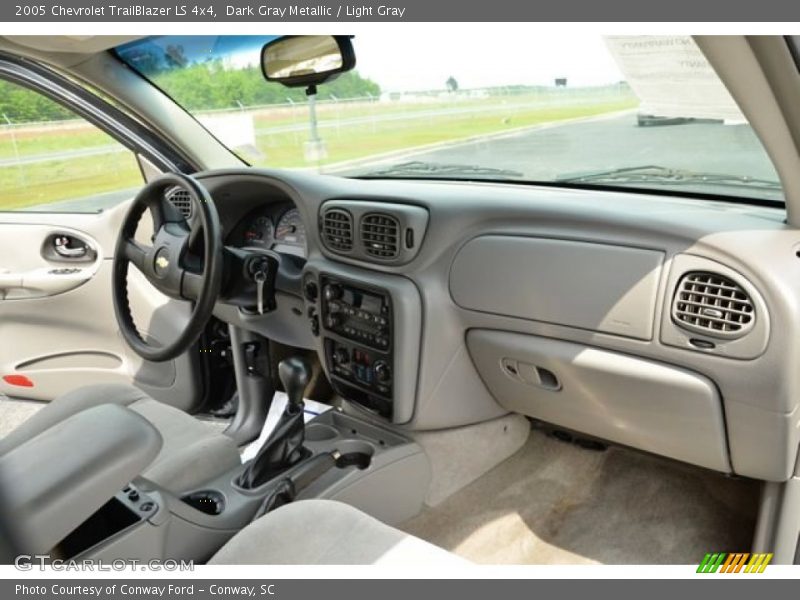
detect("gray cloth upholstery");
top-left (0, 384), bottom-right (240, 494)
top-left (209, 499), bottom-right (465, 565)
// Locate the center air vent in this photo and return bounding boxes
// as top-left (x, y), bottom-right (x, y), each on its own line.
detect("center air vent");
top-left (318, 200), bottom-right (428, 264)
top-left (165, 187), bottom-right (192, 219)
top-left (321, 208), bottom-right (354, 252)
top-left (672, 272), bottom-right (755, 338)
top-left (361, 213), bottom-right (400, 259)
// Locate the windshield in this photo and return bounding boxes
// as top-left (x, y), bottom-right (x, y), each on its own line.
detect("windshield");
top-left (116, 35), bottom-right (783, 204)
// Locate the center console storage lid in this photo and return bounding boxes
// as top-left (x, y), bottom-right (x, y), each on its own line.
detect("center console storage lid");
top-left (0, 404), bottom-right (162, 553)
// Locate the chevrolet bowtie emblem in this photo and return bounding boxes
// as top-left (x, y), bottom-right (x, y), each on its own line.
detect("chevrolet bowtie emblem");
top-left (155, 256), bottom-right (169, 270)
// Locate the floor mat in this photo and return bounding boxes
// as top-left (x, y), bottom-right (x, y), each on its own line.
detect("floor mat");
top-left (401, 428), bottom-right (760, 564)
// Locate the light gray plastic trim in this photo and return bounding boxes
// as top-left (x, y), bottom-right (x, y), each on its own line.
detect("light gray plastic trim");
top-left (450, 236), bottom-right (664, 341)
top-left (769, 474), bottom-right (800, 564)
top-left (660, 253), bottom-right (771, 359)
top-left (0, 404), bottom-right (162, 553)
top-left (467, 329), bottom-right (731, 472)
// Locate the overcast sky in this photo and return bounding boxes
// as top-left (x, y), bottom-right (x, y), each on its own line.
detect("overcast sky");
top-left (130, 33), bottom-right (627, 92)
top-left (351, 33), bottom-right (625, 91)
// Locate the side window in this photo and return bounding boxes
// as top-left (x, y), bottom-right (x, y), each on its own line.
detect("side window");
top-left (0, 79), bottom-right (143, 213)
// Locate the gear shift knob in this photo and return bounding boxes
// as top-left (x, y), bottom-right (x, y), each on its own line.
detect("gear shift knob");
top-left (279, 357), bottom-right (310, 408)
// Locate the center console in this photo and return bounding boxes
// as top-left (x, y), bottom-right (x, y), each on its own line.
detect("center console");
top-left (317, 276), bottom-right (394, 418)
top-left (58, 408), bottom-right (430, 564)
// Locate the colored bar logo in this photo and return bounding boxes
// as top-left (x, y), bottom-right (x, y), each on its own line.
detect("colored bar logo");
top-left (697, 552), bottom-right (773, 573)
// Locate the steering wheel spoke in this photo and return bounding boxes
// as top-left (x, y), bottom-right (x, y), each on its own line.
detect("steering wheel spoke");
top-left (181, 268), bottom-right (204, 301)
top-left (122, 239), bottom-right (150, 273)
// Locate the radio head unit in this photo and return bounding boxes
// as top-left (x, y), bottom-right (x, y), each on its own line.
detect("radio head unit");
top-left (319, 276), bottom-right (394, 418)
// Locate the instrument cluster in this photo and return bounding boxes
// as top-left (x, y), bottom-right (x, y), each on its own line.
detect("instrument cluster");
top-left (237, 204), bottom-right (307, 258)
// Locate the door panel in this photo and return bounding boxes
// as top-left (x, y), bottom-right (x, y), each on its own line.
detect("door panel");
top-left (0, 204), bottom-right (201, 411)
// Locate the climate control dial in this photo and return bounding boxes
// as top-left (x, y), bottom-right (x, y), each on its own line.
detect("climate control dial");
top-left (373, 361), bottom-right (392, 384)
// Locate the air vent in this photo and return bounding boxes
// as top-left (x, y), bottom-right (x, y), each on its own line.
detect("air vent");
top-left (321, 208), bottom-right (354, 252)
top-left (165, 187), bottom-right (192, 219)
top-left (361, 213), bottom-right (400, 259)
top-left (672, 272), bottom-right (755, 337)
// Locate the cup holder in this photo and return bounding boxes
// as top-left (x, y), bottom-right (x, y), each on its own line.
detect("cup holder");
top-left (334, 439), bottom-right (375, 470)
top-left (181, 490), bottom-right (225, 515)
top-left (305, 423), bottom-right (338, 442)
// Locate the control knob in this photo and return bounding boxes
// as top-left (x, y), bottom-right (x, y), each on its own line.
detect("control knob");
top-left (373, 361), bottom-right (392, 384)
top-left (304, 280), bottom-right (318, 302)
top-left (333, 347), bottom-right (350, 366)
top-left (323, 283), bottom-right (342, 302)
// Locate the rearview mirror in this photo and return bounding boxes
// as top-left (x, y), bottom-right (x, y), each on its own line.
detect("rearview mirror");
top-left (261, 35), bottom-right (355, 88)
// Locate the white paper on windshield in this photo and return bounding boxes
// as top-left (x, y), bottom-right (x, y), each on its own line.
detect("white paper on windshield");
top-left (240, 392), bottom-right (332, 463)
top-left (604, 35), bottom-right (745, 123)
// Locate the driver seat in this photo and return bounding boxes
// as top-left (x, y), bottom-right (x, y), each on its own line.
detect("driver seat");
top-left (0, 384), bottom-right (240, 494)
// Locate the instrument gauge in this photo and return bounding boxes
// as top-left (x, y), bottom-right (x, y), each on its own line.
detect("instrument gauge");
top-left (274, 208), bottom-right (306, 256)
top-left (243, 215), bottom-right (274, 247)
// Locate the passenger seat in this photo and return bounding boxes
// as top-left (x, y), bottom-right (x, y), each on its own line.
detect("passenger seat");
top-left (209, 499), bottom-right (464, 565)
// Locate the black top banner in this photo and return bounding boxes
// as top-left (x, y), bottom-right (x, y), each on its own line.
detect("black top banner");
top-left (3, 0), bottom-right (800, 21)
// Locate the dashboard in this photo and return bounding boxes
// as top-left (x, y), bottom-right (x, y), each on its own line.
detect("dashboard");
top-left (198, 168), bottom-right (800, 485)
top-left (230, 203), bottom-right (307, 258)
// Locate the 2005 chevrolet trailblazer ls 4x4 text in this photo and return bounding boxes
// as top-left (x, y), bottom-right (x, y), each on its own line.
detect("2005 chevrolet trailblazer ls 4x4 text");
top-left (0, 33), bottom-right (798, 566)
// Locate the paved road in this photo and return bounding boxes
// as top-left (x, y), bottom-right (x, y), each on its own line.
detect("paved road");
top-left (335, 113), bottom-right (782, 199)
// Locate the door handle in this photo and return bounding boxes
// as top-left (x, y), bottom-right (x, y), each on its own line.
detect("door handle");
top-left (53, 236), bottom-right (88, 258)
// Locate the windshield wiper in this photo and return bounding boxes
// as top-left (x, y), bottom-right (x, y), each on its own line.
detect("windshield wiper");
top-left (357, 161), bottom-right (524, 179)
top-left (556, 165), bottom-right (782, 192)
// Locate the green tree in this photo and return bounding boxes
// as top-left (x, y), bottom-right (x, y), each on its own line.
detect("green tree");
top-left (0, 65), bottom-right (381, 124)
top-left (0, 80), bottom-right (74, 123)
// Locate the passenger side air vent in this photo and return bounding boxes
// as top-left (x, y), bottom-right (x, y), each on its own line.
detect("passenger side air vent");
top-left (165, 187), bottom-right (192, 219)
top-left (361, 213), bottom-right (400, 259)
top-left (321, 208), bottom-right (354, 252)
top-left (672, 272), bottom-right (755, 338)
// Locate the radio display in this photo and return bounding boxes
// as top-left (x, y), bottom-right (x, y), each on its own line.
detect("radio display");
top-left (360, 293), bottom-right (382, 314)
top-left (342, 289), bottom-right (383, 314)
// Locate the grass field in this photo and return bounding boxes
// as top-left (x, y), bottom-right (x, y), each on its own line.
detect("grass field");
top-left (249, 99), bottom-right (636, 168)
top-left (0, 93), bottom-right (637, 211)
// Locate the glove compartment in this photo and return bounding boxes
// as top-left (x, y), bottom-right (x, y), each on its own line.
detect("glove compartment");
top-left (467, 329), bottom-right (730, 472)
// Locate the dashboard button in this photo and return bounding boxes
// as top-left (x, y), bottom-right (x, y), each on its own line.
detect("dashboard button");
top-left (304, 280), bottom-right (318, 302)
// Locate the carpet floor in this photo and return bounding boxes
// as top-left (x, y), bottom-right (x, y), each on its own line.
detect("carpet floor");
top-left (0, 395), bottom-right (46, 438)
top-left (401, 427), bottom-right (760, 564)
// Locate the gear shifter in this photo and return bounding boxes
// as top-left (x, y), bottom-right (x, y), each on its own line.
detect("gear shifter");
top-left (279, 357), bottom-right (310, 410)
top-left (237, 357), bottom-right (311, 489)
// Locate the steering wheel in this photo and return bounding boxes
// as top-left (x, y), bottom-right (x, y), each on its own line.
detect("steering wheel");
top-left (112, 173), bottom-right (223, 362)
